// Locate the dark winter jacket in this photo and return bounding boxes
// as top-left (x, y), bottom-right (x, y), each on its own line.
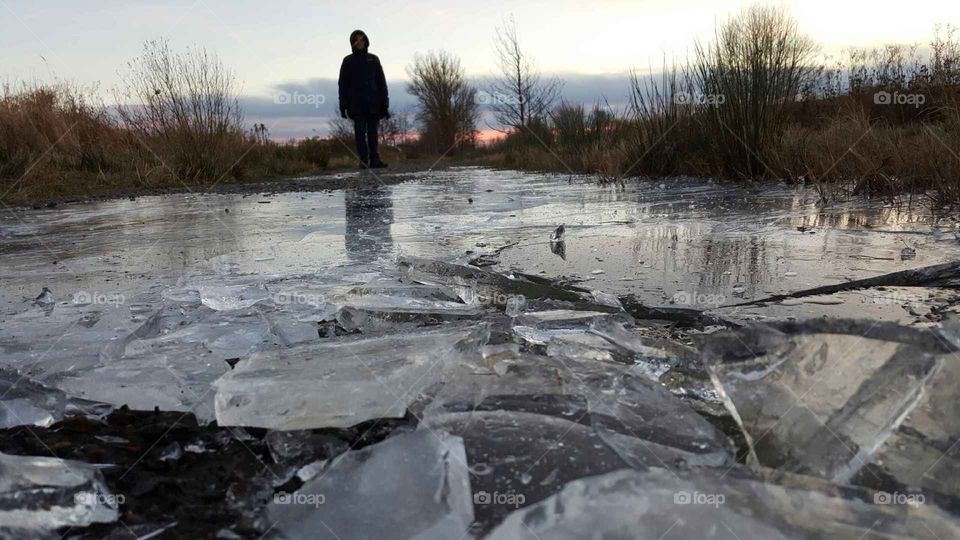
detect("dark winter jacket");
top-left (338, 30), bottom-right (389, 119)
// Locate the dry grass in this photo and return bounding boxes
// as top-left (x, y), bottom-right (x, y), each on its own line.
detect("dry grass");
top-left (0, 83), bottom-right (362, 206)
top-left (481, 9), bottom-right (960, 204)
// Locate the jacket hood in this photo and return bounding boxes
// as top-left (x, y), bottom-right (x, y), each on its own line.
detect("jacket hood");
top-left (349, 30), bottom-right (369, 53)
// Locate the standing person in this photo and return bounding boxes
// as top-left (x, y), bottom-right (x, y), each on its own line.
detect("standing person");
top-left (338, 29), bottom-right (390, 169)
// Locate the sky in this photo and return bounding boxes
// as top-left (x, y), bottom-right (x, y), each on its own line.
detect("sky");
top-left (2, 0), bottom-right (958, 138)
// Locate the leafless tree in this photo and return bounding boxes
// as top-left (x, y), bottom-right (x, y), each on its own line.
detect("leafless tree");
top-left (116, 39), bottom-right (244, 181)
top-left (487, 15), bottom-right (563, 132)
top-left (406, 51), bottom-right (478, 153)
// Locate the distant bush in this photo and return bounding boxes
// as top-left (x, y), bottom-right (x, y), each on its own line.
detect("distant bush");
top-left (116, 39), bottom-right (246, 183)
top-left (0, 82), bottom-right (120, 180)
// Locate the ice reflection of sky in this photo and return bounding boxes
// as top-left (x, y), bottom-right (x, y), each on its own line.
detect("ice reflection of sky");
top-left (1, 167), bottom-right (957, 322)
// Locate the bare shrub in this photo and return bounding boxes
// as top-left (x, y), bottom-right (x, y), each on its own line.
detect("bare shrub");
top-left (116, 39), bottom-right (245, 182)
top-left (626, 63), bottom-right (699, 176)
top-left (690, 5), bottom-right (820, 178)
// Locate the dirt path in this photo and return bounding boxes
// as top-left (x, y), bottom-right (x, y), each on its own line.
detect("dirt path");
top-left (7, 161), bottom-right (454, 210)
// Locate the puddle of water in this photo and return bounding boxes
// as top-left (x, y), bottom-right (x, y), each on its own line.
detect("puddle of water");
top-left (1, 167), bottom-right (956, 322)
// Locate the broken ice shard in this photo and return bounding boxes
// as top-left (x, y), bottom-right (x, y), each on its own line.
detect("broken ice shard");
top-left (398, 256), bottom-right (587, 307)
top-left (705, 320), bottom-right (960, 504)
top-left (52, 341), bottom-right (228, 424)
top-left (0, 369), bottom-right (111, 429)
top-left (213, 323), bottom-right (489, 430)
top-left (513, 310), bottom-right (633, 330)
top-left (487, 468), bottom-right (960, 539)
top-left (196, 283), bottom-right (272, 311)
top-left (266, 430), bottom-right (473, 540)
top-left (0, 452), bottom-right (119, 532)
top-left (420, 350), bottom-right (734, 471)
top-left (424, 410), bottom-right (634, 536)
top-left (335, 303), bottom-right (484, 334)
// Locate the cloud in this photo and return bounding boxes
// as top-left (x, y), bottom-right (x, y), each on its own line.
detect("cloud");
top-left (244, 72), bottom-right (638, 138)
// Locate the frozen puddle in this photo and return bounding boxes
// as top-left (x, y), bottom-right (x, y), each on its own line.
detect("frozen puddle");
top-left (1, 168), bottom-right (959, 537)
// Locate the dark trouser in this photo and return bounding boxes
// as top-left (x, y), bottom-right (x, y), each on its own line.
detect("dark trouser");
top-left (352, 114), bottom-right (380, 166)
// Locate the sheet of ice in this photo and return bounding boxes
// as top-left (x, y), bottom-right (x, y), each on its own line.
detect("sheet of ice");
top-left (196, 283), bottom-right (272, 311)
top-left (487, 468), bottom-right (960, 539)
top-left (513, 310), bottom-right (632, 330)
top-left (213, 323), bottom-right (489, 430)
top-left (37, 298), bottom-right (288, 421)
top-left (335, 304), bottom-right (485, 333)
top-left (545, 332), bottom-right (632, 364)
top-left (856, 351), bottom-right (960, 506)
top-left (51, 341), bottom-right (229, 423)
top-left (398, 256), bottom-right (588, 308)
top-left (0, 299), bottom-right (142, 380)
top-left (0, 452), bottom-right (119, 532)
top-left (0, 370), bottom-right (111, 429)
top-left (266, 430), bottom-right (473, 540)
top-left (342, 282), bottom-right (462, 303)
top-left (588, 318), bottom-right (696, 364)
top-left (419, 350), bottom-right (734, 472)
top-left (556, 355), bottom-right (734, 469)
top-left (705, 321), bottom-right (958, 500)
top-left (424, 410), bottom-right (633, 536)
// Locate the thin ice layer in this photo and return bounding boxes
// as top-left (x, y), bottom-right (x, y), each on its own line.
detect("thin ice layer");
top-left (0, 370), bottom-right (110, 429)
top-left (213, 323), bottom-right (489, 430)
top-left (0, 452), bottom-right (119, 532)
top-left (424, 410), bottom-right (634, 536)
top-left (419, 350), bottom-right (734, 470)
top-left (704, 321), bottom-right (955, 494)
top-left (487, 468), bottom-right (960, 539)
top-left (266, 430), bottom-right (473, 540)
